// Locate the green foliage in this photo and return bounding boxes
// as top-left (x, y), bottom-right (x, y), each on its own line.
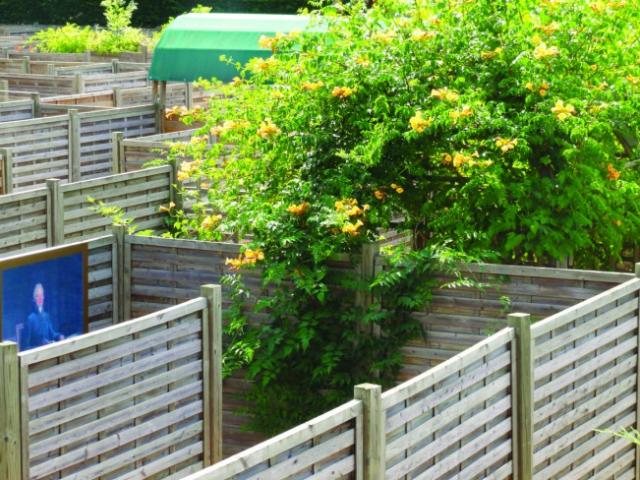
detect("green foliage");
top-left (101, 0), bottom-right (137, 33)
top-left (2, 0), bottom-right (311, 28)
top-left (597, 427), bottom-right (640, 446)
top-left (224, 244), bottom-right (463, 435)
top-left (166, 0), bottom-right (640, 433)
top-left (28, 0), bottom-right (147, 54)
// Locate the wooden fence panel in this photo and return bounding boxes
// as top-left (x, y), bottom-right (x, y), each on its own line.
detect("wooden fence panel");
top-left (120, 129), bottom-right (202, 172)
top-left (42, 90), bottom-right (114, 107)
top-left (381, 328), bottom-right (515, 480)
top-left (0, 73), bottom-right (76, 95)
top-left (6, 50), bottom-right (150, 63)
top-left (0, 98), bottom-right (33, 122)
top-left (60, 166), bottom-right (172, 242)
top-left (19, 297), bottom-right (211, 480)
top-left (530, 278), bottom-right (640, 479)
top-left (395, 261), bottom-right (633, 381)
top-left (0, 114), bottom-right (70, 191)
top-left (181, 399), bottom-right (362, 480)
top-left (126, 236), bottom-right (265, 457)
top-left (0, 187), bottom-right (49, 258)
top-left (54, 63), bottom-right (114, 76)
top-left (83, 71), bottom-right (148, 93)
top-left (0, 104), bottom-right (159, 192)
top-left (0, 57), bottom-right (30, 73)
top-left (87, 236), bottom-right (116, 331)
top-left (77, 105), bottom-right (157, 179)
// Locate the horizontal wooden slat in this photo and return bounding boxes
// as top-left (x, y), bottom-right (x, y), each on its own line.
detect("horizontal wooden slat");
top-left (20, 298), bottom-right (205, 365)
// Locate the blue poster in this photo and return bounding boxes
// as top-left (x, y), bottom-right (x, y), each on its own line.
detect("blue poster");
top-left (1, 248), bottom-right (86, 351)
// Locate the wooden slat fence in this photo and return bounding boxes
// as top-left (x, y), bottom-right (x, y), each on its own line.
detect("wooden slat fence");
top-left (41, 90), bottom-right (115, 107)
top-left (0, 59), bottom-right (90, 75)
top-left (0, 283), bottom-right (222, 480)
top-left (0, 186), bottom-right (49, 256)
top-left (57, 165), bottom-right (171, 243)
top-left (0, 166), bottom-right (171, 258)
top-left (381, 328), bottom-right (515, 480)
top-left (393, 260), bottom-right (634, 381)
top-left (82, 71), bottom-right (149, 93)
top-left (0, 97), bottom-right (33, 122)
top-left (117, 129), bottom-right (204, 172)
top-left (0, 114), bottom-right (71, 191)
top-left (77, 105), bottom-right (157, 179)
top-left (37, 83), bottom-right (213, 110)
top-left (180, 399), bottom-right (363, 480)
top-left (0, 104), bottom-right (159, 192)
top-left (5, 48), bottom-right (151, 63)
top-left (0, 71), bottom-right (149, 96)
top-left (124, 236), bottom-right (264, 457)
top-left (529, 277), bottom-right (640, 479)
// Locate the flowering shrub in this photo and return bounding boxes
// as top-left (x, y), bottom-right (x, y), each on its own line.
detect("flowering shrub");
top-left (168, 0), bottom-right (640, 432)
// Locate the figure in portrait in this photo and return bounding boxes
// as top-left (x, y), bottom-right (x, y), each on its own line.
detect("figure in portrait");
top-left (22, 283), bottom-right (64, 349)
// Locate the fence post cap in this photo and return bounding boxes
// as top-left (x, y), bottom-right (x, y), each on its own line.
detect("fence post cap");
top-left (354, 383), bottom-right (382, 395)
top-left (507, 312), bottom-right (531, 325)
top-left (201, 284), bottom-right (221, 293)
top-left (635, 262), bottom-right (640, 277)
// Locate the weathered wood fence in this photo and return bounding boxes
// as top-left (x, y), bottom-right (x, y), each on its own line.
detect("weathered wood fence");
top-left (2, 228), bottom-right (637, 479)
top-left (1, 46), bottom-right (151, 63)
top-left (0, 166), bottom-right (172, 258)
top-left (35, 82), bottom-right (211, 109)
top-left (0, 266), bottom-right (222, 479)
top-left (0, 70), bottom-right (149, 96)
top-left (0, 58), bottom-right (148, 75)
top-left (115, 129), bottom-right (205, 172)
top-left (178, 271), bottom-right (640, 480)
top-left (0, 104), bottom-right (158, 193)
top-left (180, 399), bottom-right (363, 480)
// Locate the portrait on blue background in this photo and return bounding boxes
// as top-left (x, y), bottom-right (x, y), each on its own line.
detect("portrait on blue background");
top-left (0, 244), bottom-right (88, 351)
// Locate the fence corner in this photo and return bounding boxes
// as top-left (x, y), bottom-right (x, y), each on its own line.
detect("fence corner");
top-left (0, 342), bottom-right (24, 480)
top-left (45, 178), bottom-right (64, 246)
top-left (507, 312), bottom-right (533, 480)
top-left (201, 284), bottom-right (223, 465)
top-left (354, 383), bottom-right (385, 480)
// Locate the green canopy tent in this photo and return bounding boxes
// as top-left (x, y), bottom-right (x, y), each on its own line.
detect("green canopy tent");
top-left (149, 13), bottom-right (313, 84)
top-left (149, 13), bottom-right (314, 129)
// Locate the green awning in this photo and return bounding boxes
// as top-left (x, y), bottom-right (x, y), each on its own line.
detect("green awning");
top-left (149, 13), bottom-right (313, 83)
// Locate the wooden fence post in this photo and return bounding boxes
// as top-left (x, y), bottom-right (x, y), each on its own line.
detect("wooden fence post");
top-left (201, 284), bottom-right (223, 465)
top-left (73, 73), bottom-right (85, 94)
top-left (112, 132), bottom-right (124, 174)
top-left (0, 342), bottom-right (24, 480)
top-left (186, 82), bottom-right (194, 109)
top-left (21, 56), bottom-right (30, 74)
top-left (113, 87), bottom-right (123, 107)
top-left (0, 148), bottom-right (13, 195)
top-left (46, 178), bottom-right (64, 246)
top-left (122, 232), bottom-right (132, 321)
top-left (30, 92), bottom-right (40, 118)
top-left (354, 383), bottom-right (385, 480)
top-left (635, 263), bottom-right (640, 479)
top-left (112, 225), bottom-right (127, 324)
top-left (508, 312), bottom-right (533, 480)
top-left (0, 79), bottom-right (8, 101)
top-left (69, 109), bottom-right (81, 182)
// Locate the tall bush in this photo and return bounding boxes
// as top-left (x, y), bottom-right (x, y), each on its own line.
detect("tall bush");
top-left (168, 0), bottom-right (640, 432)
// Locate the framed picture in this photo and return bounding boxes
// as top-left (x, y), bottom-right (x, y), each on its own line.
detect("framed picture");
top-left (0, 244), bottom-right (88, 351)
